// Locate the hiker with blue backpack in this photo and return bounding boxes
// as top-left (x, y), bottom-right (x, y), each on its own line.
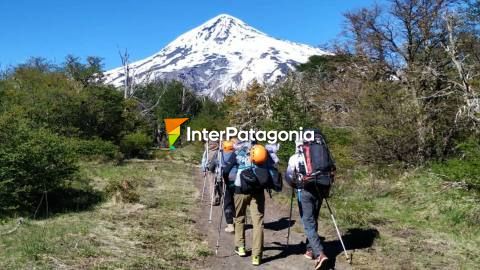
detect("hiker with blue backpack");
top-left (285, 129), bottom-right (337, 270)
top-left (230, 140), bottom-right (282, 266)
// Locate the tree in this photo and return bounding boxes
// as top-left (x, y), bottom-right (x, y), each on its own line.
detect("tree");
top-left (0, 115), bottom-right (78, 214)
top-left (442, 11), bottom-right (480, 127)
top-left (353, 81), bottom-right (419, 163)
top-left (188, 98), bottom-right (228, 131)
top-left (131, 81), bottom-right (201, 146)
top-left (227, 80), bottom-right (270, 129)
top-left (76, 85), bottom-right (126, 142)
top-left (64, 55), bottom-right (104, 87)
top-left (343, 0), bottom-right (478, 162)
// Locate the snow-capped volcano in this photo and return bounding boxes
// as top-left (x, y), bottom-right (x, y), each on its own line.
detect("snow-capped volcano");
top-left (104, 14), bottom-right (328, 99)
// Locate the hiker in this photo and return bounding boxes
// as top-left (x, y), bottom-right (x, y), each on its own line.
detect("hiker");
top-left (233, 141), bottom-right (282, 266)
top-left (285, 129), bottom-right (336, 270)
top-left (201, 140), bottom-right (221, 205)
top-left (220, 139), bottom-right (237, 233)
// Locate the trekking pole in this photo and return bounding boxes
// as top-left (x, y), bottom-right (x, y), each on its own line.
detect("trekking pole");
top-left (215, 180), bottom-right (226, 255)
top-left (201, 171), bottom-right (207, 202)
top-left (286, 186), bottom-right (295, 247)
top-left (324, 197), bottom-right (350, 263)
top-left (208, 174), bottom-right (215, 223)
top-left (201, 141), bottom-right (209, 202)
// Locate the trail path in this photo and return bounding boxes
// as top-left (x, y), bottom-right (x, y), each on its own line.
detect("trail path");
top-left (193, 171), bottom-right (353, 270)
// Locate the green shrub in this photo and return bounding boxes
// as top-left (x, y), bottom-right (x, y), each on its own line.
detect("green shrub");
top-left (0, 115), bottom-right (78, 214)
top-left (120, 132), bottom-right (151, 158)
top-left (67, 137), bottom-right (121, 161)
top-left (353, 82), bottom-right (419, 164)
top-left (188, 98), bottom-right (228, 131)
top-left (277, 140), bottom-right (295, 166)
top-left (322, 126), bottom-right (356, 169)
top-left (430, 138), bottom-right (480, 191)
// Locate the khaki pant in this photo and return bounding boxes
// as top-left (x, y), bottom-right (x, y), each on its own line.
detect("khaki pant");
top-left (234, 191), bottom-right (265, 257)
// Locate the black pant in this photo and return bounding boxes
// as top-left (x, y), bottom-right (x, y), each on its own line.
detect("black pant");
top-left (215, 176), bottom-right (235, 224)
top-left (224, 183), bottom-right (235, 224)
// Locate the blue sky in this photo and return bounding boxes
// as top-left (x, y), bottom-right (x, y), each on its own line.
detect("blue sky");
top-left (0, 0), bottom-right (385, 70)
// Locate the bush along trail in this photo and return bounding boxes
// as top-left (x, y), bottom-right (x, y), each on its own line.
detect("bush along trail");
top-left (0, 148), bottom-right (210, 269)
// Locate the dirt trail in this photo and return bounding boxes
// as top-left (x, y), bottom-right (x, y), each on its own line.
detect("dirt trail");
top-left (193, 171), bottom-right (353, 270)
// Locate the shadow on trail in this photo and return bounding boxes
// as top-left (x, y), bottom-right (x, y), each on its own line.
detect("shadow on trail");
top-left (262, 227), bottom-right (379, 268)
top-left (262, 241), bottom-right (307, 264)
top-left (264, 217), bottom-right (296, 231)
top-left (323, 228), bottom-right (380, 269)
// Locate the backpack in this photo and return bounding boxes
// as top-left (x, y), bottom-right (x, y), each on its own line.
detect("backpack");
top-left (206, 141), bottom-right (219, 172)
top-left (221, 151), bottom-right (237, 185)
top-left (298, 131), bottom-right (335, 186)
top-left (239, 153), bottom-right (282, 193)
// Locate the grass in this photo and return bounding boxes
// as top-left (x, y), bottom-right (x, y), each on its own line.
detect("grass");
top-left (2, 140), bottom-right (479, 269)
top-left (273, 126), bottom-right (480, 269)
top-left (322, 166), bottom-right (480, 269)
top-left (0, 145), bottom-right (209, 269)
top-left (274, 127), bottom-right (480, 269)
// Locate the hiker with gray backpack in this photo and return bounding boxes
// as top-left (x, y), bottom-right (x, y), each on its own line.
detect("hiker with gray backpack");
top-left (201, 140), bottom-right (221, 207)
top-left (285, 129), bottom-right (343, 270)
top-left (201, 139), bottom-right (238, 234)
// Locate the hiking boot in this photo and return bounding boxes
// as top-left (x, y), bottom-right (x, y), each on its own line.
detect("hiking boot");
top-left (213, 195), bottom-right (221, 206)
top-left (234, 246), bottom-right (247, 257)
top-left (314, 252), bottom-right (328, 270)
top-left (224, 223), bottom-right (234, 233)
top-left (252, 255), bottom-right (261, 266)
top-left (304, 249), bottom-right (314, 260)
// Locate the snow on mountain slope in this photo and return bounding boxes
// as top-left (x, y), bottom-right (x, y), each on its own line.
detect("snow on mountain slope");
top-left (104, 14), bottom-right (329, 99)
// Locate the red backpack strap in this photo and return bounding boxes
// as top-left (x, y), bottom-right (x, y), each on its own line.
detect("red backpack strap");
top-left (304, 144), bottom-right (313, 176)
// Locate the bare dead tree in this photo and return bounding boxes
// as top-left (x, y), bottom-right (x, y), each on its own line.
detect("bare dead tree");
top-left (181, 84), bottom-right (186, 112)
top-left (118, 48), bottom-right (168, 116)
top-left (443, 14), bottom-right (480, 125)
top-left (344, 0), bottom-right (463, 161)
top-left (119, 49), bottom-right (131, 99)
top-left (118, 48), bottom-right (140, 99)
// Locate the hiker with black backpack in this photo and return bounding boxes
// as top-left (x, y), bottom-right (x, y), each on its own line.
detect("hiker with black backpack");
top-left (285, 129), bottom-right (336, 270)
top-left (232, 141), bottom-right (282, 266)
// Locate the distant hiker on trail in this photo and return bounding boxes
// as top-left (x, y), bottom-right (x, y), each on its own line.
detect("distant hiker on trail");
top-left (201, 140), bottom-right (221, 205)
top-left (285, 129), bottom-right (336, 270)
top-left (220, 139), bottom-right (237, 233)
top-left (233, 141), bottom-right (282, 266)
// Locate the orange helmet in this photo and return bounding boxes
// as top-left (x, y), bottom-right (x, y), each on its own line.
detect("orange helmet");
top-left (223, 140), bottom-right (234, 152)
top-left (250, 144), bottom-right (268, 165)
